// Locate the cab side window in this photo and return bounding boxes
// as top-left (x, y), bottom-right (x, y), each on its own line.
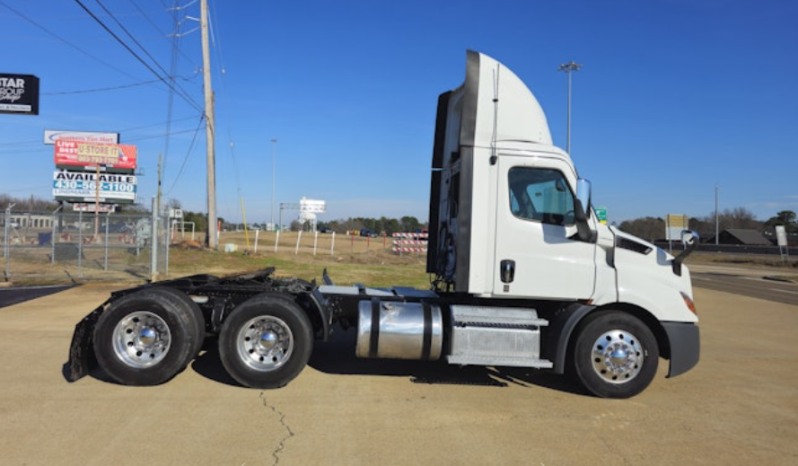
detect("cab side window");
top-left (508, 167), bottom-right (575, 226)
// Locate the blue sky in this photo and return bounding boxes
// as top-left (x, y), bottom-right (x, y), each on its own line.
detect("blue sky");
top-left (1, 0), bottom-right (796, 226)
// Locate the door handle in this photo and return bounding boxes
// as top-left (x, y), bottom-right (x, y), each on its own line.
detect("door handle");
top-left (500, 259), bottom-right (515, 283)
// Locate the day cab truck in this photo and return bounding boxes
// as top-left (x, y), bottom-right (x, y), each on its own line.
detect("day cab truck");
top-left (68, 51), bottom-right (700, 398)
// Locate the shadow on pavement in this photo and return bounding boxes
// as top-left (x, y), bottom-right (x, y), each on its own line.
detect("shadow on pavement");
top-left (0, 284), bottom-right (76, 309)
top-left (191, 339), bottom-right (241, 387)
top-left (305, 325), bottom-right (587, 395)
top-left (82, 324), bottom-right (586, 396)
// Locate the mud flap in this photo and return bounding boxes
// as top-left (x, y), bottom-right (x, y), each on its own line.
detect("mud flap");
top-left (66, 300), bottom-right (108, 382)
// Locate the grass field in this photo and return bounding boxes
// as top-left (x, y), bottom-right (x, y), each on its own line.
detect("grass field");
top-left (167, 246), bottom-right (430, 289)
top-left (173, 230), bottom-right (430, 288)
top-left (3, 229), bottom-right (796, 287)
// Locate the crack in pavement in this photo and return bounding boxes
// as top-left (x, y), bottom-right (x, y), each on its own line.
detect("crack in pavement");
top-left (259, 392), bottom-right (295, 466)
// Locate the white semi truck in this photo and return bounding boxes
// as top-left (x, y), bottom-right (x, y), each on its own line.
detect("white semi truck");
top-left (68, 51), bottom-right (699, 398)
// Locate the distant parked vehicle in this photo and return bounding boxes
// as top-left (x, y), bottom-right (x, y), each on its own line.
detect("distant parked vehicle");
top-left (359, 229), bottom-right (377, 238)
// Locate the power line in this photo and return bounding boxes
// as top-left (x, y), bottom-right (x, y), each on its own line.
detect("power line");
top-left (166, 115), bottom-right (206, 195)
top-left (85, 0), bottom-right (203, 112)
top-left (125, 127), bottom-right (206, 142)
top-left (92, 0), bottom-right (176, 85)
top-left (0, 127), bottom-right (203, 157)
top-left (43, 79), bottom-right (161, 95)
top-left (161, 0), bottom-right (183, 180)
top-left (126, 0), bottom-right (199, 69)
top-left (0, 116), bottom-right (199, 147)
top-left (0, 0), bottom-right (142, 80)
top-left (42, 74), bottom-right (199, 96)
top-left (72, 0), bottom-right (204, 114)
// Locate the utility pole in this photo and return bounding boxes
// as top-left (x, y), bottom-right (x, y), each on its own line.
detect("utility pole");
top-left (200, 0), bottom-right (217, 249)
top-left (157, 152), bottom-right (162, 215)
top-left (558, 61), bottom-right (582, 155)
top-left (271, 138), bottom-right (277, 230)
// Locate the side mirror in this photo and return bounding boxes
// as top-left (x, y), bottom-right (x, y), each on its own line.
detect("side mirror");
top-left (681, 230), bottom-right (699, 246)
top-left (576, 178), bottom-right (592, 215)
top-left (573, 178), bottom-right (596, 243)
top-left (673, 230), bottom-right (700, 276)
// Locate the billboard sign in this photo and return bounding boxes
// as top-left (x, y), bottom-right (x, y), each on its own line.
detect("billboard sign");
top-left (300, 198), bottom-right (326, 213)
top-left (0, 73), bottom-right (39, 115)
top-left (775, 225), bottom-right (788, 248)
top-left (52, 170), bottom-right (137, 204)
top-left (44, 130), bottom-right (119, 145)
top-left (72, 203), bottom-right (117, 213)
top-left (665, 214), bottom-right (689, 241)
top-left (54, 140), bottom-right (137, 172)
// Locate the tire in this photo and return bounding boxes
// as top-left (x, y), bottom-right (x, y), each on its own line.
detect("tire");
top-left (218, 294), bottom-right (313, 389)
top-left (172, 289), bottom-right (206, 358)
top-left (570, 311), bottom-right (659, 399)
top-left (92, 287), bottom-right (201, 386)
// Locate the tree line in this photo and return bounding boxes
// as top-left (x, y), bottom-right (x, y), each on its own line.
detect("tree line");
top-left (617, 208), bottom-right (797, 243)
top-left (5, 194), bottom-right (791, 243)
top-left (316, 216), bottom-right (425, 235)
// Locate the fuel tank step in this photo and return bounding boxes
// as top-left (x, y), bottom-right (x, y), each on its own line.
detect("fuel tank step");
top-left (447, 305), bottom-right (553, 368)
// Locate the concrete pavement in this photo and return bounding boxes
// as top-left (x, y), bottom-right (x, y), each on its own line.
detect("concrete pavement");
top-left (1, 284), bottom-right (796, 465)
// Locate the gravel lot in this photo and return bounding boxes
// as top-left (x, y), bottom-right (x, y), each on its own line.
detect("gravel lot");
top-left (1, 284), bottom-right (796, 465)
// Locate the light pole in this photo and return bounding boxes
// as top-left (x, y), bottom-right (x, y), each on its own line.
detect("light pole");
top-left (271, 138), bottom-right (277, 230)
top-left (715, 184), bottom-right (720, 246)
top-left (558, 61), bottom-right (582, 154)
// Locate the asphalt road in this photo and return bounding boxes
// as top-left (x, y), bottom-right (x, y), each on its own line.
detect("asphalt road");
top-left (0, 284), bottom-right (74, 308)
top-left (1, 283), bottom-right (797, 465)
top-left (693, 271), bottom-right (798, 306)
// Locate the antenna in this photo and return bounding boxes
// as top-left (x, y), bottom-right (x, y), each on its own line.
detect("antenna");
top-left (490, 65), bottom-right (500, 165)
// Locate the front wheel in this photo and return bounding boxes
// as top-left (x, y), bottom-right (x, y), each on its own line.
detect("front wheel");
top-left (570, 311), bottom-right (659, 398)
top-left (218, 294), bottom-right (313, 389)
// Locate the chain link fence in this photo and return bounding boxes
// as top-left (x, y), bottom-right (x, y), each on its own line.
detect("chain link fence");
top-left (2, 206), bottom-right (170, 282)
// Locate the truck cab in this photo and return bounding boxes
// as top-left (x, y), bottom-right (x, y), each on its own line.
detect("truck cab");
top-left (425, 51), bottom-right (699, 396)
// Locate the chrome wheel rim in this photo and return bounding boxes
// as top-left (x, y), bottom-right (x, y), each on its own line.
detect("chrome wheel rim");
top-left (591, 330), bottom-right (644, 384)
top-left (236, 315), bottom-right (294, 372)
top-left (112, 311), bottom-right (171, 368)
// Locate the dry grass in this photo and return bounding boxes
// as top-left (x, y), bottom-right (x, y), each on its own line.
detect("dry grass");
top-left (166, 246), bottom-right (430, 289)
top-left (214, 230), bottom-right (398, 256)
top-left (685, 251), bottom-right (798, 281)
top-left (7, 232), bottom-right (794, 287)
top-left (3, 231), bottom-right (431, 288)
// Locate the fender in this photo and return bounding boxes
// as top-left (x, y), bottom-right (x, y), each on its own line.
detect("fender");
top-left (544, 302), bottom-right (595, 374)
top-left (307, 287), bottom-right (332, 341)
top-left (66, 299), bottom-right (108, 382)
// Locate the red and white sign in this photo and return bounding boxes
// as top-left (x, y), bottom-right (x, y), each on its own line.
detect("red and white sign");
top-left (54, 140), bottom-right (137, 171)
top-left (392, 232), bottom-right (428, 254)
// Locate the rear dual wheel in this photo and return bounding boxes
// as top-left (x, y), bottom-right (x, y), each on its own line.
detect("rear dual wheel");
top-left (218, 294), bottom-right (313, 389)
top-left (93, 287), bottom-right (205, 386)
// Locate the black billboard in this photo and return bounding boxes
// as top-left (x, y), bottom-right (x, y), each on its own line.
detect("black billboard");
top-left (0, 73), bottom-right (40, 115)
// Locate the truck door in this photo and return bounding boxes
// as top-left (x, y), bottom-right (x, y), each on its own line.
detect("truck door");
top-left (493, 157), bottom-right (596, 299)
